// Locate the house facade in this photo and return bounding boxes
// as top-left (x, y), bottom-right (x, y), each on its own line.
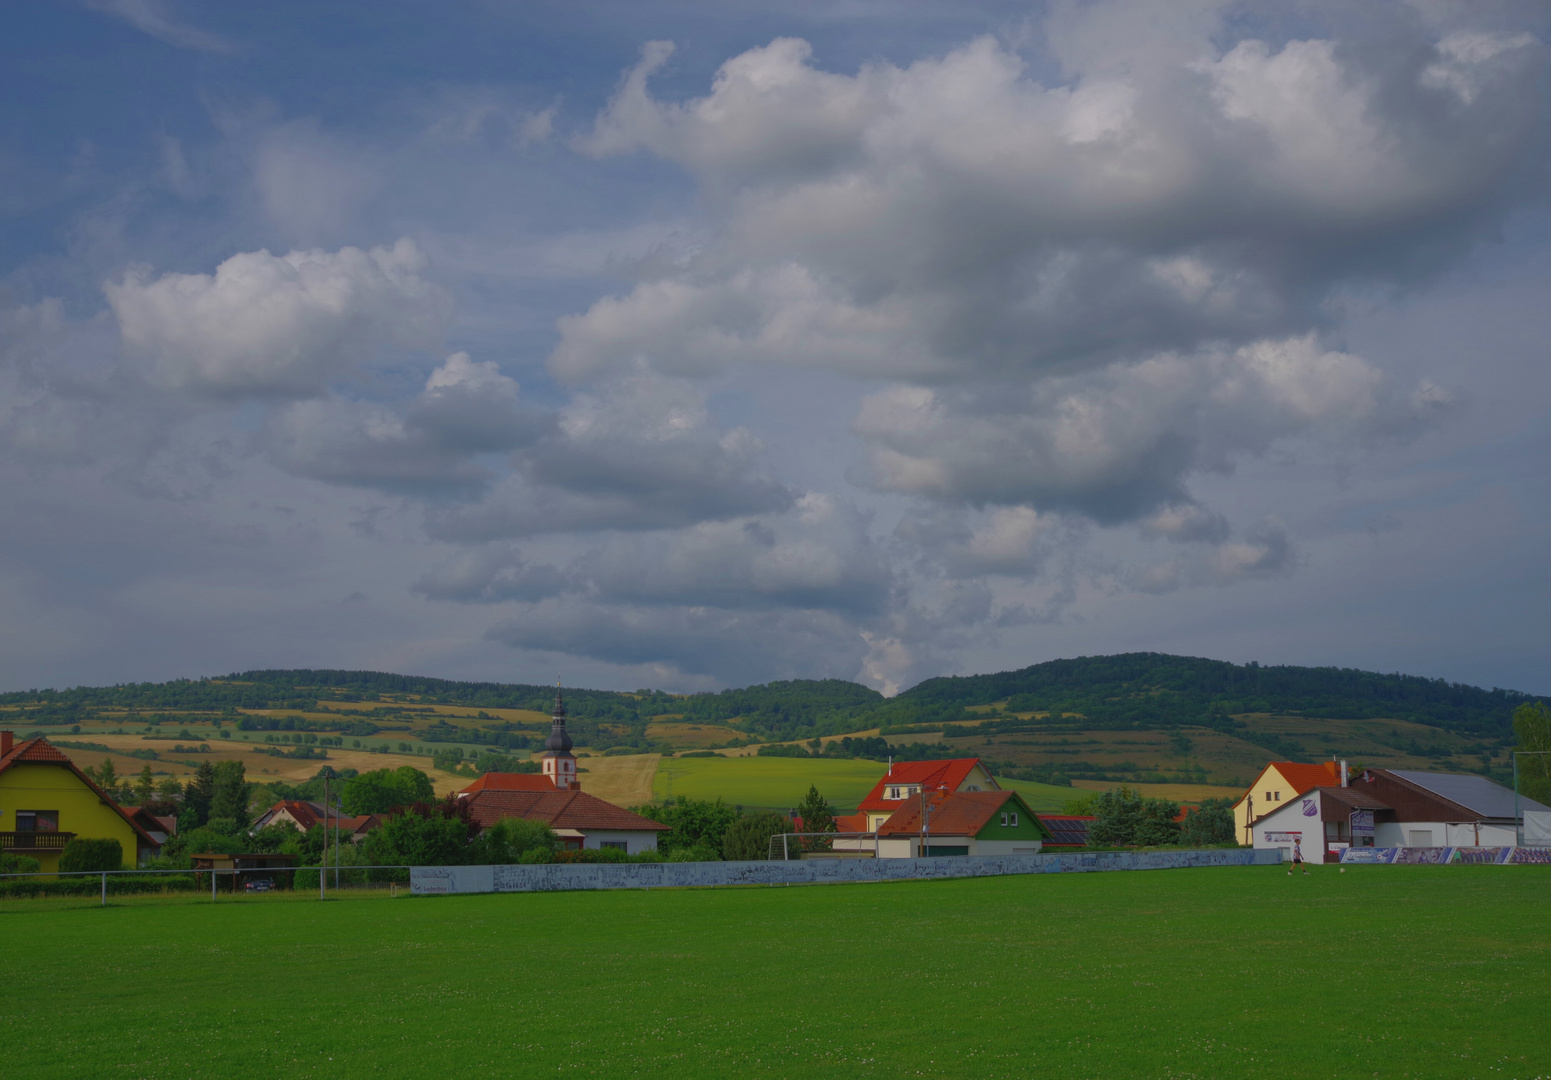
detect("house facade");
top-left (1249, 769), bottom-right (1547, 862)
top-left (849, 758), bottom-right (1001, 833)
top-left (876, 789), bottom-right (1051, 857)
top-left (250, 800), bottom-right (381, 842)
top-left (1233, 760), bottom-right (1347, 843)
top-left (0, 732), bottom-right (159, 871)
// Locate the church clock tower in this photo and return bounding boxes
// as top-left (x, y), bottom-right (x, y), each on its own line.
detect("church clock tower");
top-left (540, 685), bottom-right (577, 790)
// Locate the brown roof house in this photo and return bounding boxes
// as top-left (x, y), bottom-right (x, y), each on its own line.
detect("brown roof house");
top-left (250, 801), bottom-right (381, 842)
top-left (459, 785), bottom-right (668, 856)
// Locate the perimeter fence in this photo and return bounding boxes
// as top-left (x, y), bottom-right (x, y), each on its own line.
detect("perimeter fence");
top-left (0, 865), bottom-right (415, 905)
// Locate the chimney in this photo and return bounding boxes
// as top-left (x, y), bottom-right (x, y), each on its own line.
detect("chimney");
top-left (1, 730), bottom-right (11, 757)
top-left (1341, 760), bottom-right (1349, 788)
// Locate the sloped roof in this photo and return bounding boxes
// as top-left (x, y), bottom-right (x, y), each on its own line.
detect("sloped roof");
top-left (257, 801), bottom-right (378, 834)
top-left (1314, 786), bottom-right (1390, 811)
top-left (0, 737), bottom-right (159, 849)
top-left (832, 812), bottom-right (868, 833)
top-left (457, 772), bottom-right (557, 796)
top-left (878, 789), bottom-right (1050, 839)
top-left (1386, 770), bottom-right (1550, 818)
top-left (463, 789), bottom-right (668, 832)
top-left (1237, 761), bottom-right (1342, 809)
top-left (857, 758), bottom-right (995, 811)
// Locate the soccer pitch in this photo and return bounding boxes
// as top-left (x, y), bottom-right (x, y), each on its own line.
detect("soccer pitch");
top-left (4, 867), bottom-right (1548, 1079)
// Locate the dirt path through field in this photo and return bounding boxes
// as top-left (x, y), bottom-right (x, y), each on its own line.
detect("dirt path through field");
top-left (578, 754), bottom-right (659, 807)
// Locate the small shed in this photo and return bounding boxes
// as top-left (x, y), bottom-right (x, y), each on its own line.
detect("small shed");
top-left (190, 852), bottom-right (298, 891)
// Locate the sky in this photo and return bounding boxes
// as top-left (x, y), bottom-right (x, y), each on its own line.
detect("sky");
top-left (1, 0), bottom-right (1548, 697)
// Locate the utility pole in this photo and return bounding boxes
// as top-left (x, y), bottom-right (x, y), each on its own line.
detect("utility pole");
top-left (318, 766), bottom-right (338, 900)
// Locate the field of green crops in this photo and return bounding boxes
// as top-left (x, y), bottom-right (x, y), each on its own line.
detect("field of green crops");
top-left (649, 755), bottom-right (1081, 813)
top-left (651, 755), bottom-right (888, 810)
top-left (4, 865), bottom-right (1548, 1079)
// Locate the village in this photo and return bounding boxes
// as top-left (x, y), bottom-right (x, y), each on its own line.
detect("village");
top-left (6, 687), bottom-right (1548, 890)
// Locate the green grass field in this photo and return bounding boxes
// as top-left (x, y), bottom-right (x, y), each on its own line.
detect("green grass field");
top-left (4, 867), bottom-right (1548, 1079)
top-left (652, 755), bottom-right (887, 810)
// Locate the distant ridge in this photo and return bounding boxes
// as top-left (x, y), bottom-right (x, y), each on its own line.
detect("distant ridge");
top-left (1, 653), bottom-right (1541, 741)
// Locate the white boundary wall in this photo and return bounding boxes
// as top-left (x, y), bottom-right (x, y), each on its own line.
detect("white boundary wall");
top-left (410, 848), bottom-right (1278, 895)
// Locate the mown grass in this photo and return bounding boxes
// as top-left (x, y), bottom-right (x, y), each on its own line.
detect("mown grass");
top-left (3, 866), bottom-right (1547, 1079)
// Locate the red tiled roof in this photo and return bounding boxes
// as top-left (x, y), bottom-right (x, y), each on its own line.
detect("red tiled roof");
top-left (258, 801), bottom-right (378, 834)
top-left (457, 772), bottom-right (557, 795)
top-left (832, 813), bottom-right (868, 833)
top-left (879, 789), bottom-right (1030, 838)
top-left (0, 737), bottom-right (159, 849)
top-left (857, 758), bottom-right (993, 812)
top-left (1236, 761), bottom-right (1342, 809)
top-left (463, 789), bottom-right (668, 832)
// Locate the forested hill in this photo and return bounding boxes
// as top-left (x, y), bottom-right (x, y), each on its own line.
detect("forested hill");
top-left (1, 654), bottom-right (1539, 741)
top-left (892, 653), bottom-right (1540, 738)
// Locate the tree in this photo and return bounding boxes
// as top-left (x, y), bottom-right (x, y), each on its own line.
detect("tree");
top-left (360, 806), bottom-right (469, 879)
top-left (156, 777), bottom-right (183, 800)
top-left (636, 798), bottom-right (741, 859)
top-left (722, 812), bottom-right (791, 860)
top-left (1514, 701), bottom-right (1551, 805)
top-left (91, 757), bottom-right (119, 795)
top-left (795, 784), bottom-right (835, 852)
top-left (341, 766), bottom-right (434, 815)
top-left (182, 762), bottom-right (215, 829)
top-left (1088, 787), bottom-right (1182, 847)
top-left (134, 764), bottom-right (155, 805)
top-left (209, 760), bottom-right (251, 831)
top-left (1179, 798), bottom-right (1236, 846)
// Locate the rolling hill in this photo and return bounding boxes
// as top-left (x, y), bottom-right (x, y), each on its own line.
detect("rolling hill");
top-left (2, 653), bottom-right (1540, 794)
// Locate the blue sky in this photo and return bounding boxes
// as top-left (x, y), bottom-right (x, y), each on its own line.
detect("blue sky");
top-left (1, 0), bottom-right (1548, 696)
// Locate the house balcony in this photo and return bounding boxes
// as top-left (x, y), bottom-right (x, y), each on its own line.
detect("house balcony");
top-left (1, 831), bottom-right (77, 852)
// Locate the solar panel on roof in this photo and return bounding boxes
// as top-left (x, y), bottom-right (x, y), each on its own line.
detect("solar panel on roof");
top-left (1390, 770), bottom-right (1551, 817)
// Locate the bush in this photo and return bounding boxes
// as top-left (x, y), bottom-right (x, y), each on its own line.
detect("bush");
top-left (633, 798), bottom-right (740, 858)
top-left (467, 818), bottom-right (557, 864)
top-left (0, 873), bottom-right (196, 898)
top-left (58, 837), bottom-right (124, 873)
top-left (517, 846), bottom-right (554, 864)
top-left (1, 852), bottom-right (42, 874)
top-left (722, 812), bottom-right (791, 860)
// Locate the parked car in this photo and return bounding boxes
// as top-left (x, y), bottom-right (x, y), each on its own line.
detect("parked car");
top-left (244, 878), bottom-right (274, 892)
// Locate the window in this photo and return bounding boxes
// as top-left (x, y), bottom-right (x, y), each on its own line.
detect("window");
top-left (1009, 813), bottom-right (1018, 827)
top-left (1274, 792), bottom-right (1281, 801)
top-left (1265, 791), bottom-right (1272, 801)
top-left (1000, 813), bottom-right (1008, 826)
top-left (15, 811), bottom-right (59, 832)
top-left (600, 840), bottom-right (628, 852)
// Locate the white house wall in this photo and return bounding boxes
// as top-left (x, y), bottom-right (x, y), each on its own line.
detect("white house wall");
top-left (580, 830), bottom-right (659, 855)
top-left (1251, 798), bottom-right (1329, 863)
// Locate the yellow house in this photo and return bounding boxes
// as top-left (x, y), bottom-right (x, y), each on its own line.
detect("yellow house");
top-left (0, 732), bottom-right (157, 874)
top-left (1232, 760), bottom-right (1345, 845)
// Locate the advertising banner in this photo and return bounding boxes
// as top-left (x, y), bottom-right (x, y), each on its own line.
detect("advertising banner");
top-left (1450, 847), bottom-right (1511, 865)
top-left (1394, 847), bottom-right (1451, 864)
top-left (1349, 809), bottom-right (1375, 839)
top-left (1263, 831), bottom-right (1303, 845)
top-left (1509, 847), bottom-right (1551, 865)
top-left (1339, 847), bottom-right (1396, 864)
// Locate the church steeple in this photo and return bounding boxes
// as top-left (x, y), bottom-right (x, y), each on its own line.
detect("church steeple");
top-left (540, 680), bottom-right (577, 789)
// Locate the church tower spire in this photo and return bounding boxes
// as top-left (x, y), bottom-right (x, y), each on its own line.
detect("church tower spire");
top-left (540, 680), bottom-right (577, 790)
